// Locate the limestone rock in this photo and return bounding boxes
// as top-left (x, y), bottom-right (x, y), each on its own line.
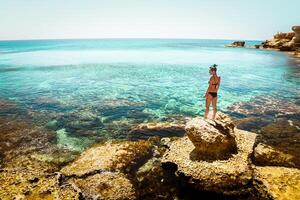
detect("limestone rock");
top-left (0, 156), bottom-right (80, 200)
top-left (61, 140), bottom-right (153, 177)
top-left (162, 128), bottom-right (257, 195)
top-left (129, 120), bottom-right (185, 139)
top-left (69, 172), bottom-right (136, 200)
top-left (260, 31), bottom-right (296, 51)
top-left (60, 140), bottom-right (155, 199)
top-left (185, 114), bottom-right (237, 160)
top-left (255, 119), bottom-right (300, 169)
top-left (254, 143), bottom-right (298, 169)
top-left (253, 166), bottom-right (300, 200)
top-left (292, 26), bottom-right (300, 45)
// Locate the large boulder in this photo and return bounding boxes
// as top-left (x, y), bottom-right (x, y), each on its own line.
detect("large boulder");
top-left (162, 114), bottom-right (257, 195)
top-left (253, 166), bottom-right (300, 200)
top-left (185, 114), bottom-right (237, 160)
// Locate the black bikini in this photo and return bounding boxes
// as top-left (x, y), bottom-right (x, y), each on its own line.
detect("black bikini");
top-left (208, 76), bottom-right (219, 98)
top-left (208, 92), bottom-right (217, 98)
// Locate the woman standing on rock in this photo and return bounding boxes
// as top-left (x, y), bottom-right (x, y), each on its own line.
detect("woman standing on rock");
top-left (204, 64), bottom-right (221, 120)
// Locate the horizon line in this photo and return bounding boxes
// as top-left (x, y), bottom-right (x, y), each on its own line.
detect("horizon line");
top-left (0, 37), bottom-right (265, 42)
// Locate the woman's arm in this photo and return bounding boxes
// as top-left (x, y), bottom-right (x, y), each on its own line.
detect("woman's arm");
top-left (203, 77), bottom-right (212, 97)
top-left (216, 77), bottom-right (221, 90)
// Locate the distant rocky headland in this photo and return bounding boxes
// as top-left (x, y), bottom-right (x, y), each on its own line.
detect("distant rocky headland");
top-left (226, 26), bottom-right (300, 54)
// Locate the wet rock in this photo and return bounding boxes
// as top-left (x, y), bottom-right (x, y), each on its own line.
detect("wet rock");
top-left (68, 172), bottom-right (136, 200)
top-left (233, 117), bottom-right (271, 133)
top-left (185, 114), bottom-right (237, 160)
top-left (162, 120), bottom-right (257, 195)
top-left (254, 143), bottom-right (297, 169)
top-left (30, 150), bottom-right (78, 166)
top-left (254, 118), bottom-right (300, 169)
top-left (129, 121), bottom-right (186, 139)
top-left (225, 41), bottom-right (245, 47)
top-left (253, 166), bottom-right (300, 200)
top-left (61, 140), bottom-right (153, 177)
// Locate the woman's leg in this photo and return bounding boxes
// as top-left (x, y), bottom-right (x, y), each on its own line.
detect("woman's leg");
top-left (212, 96), bottom-right (218, 120)
top-left (204, 94), bottom-right (212, 119)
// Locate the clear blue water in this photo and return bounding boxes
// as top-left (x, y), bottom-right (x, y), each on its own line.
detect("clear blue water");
top-left (1, 39), bottom-right (299, 150)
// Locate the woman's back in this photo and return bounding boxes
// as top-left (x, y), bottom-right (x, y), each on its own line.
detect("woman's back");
top-left (208, 75), bottom-right (220, 93)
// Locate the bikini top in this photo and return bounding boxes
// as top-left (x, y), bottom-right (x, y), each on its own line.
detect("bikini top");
top-left (209, 76), bottom-right (219, 88)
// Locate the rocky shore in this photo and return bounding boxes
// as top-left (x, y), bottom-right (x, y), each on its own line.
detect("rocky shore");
top-left (1, 109), bottom-right (299, 200)
top-left (225, 26), bottom-right (300, 53)
top-left (255, 26), bottom-right (300, 54)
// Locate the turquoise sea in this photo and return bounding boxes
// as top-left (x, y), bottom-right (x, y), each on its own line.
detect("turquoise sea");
top-left (0, 39), bottom-right (299, 151)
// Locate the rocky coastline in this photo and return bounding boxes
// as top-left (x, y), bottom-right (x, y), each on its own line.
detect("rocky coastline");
top-left (225, 26), bottom-right (300, 52)
top-left (1, 28), bottom-right (300, 199)
top-left (1, 106), bottom-right (299, 200)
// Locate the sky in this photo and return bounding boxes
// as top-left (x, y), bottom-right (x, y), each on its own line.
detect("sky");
top-left (0, 0), bottom-right (299, 41)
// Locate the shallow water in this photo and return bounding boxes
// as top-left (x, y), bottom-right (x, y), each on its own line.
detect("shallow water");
top-left (0, 39), bottom-right (299, 151)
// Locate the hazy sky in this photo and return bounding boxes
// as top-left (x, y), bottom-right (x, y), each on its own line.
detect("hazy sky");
top-left (0, 0), bottom-right (299, 40)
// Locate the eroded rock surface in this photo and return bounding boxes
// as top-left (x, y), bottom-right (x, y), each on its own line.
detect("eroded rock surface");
top-left (260, 32), bottom-right (296, 51)
top-left (68, 172), bottom-right (136, 200)
top-left (61, 140), bottom-right (153, 177)
top-left (162, 114), bottom-right (257, 195)
top-left (254, 119), bottom-right (300, 169)
top-left (253, 166), bottom-right (300, 200)
top-left (0, 155), bottom-right (80, 200)
top-left (254, 143), bottom-right (298, 169)
top-left (185, 114), bottom-right (237, 160)
top-left (58, 140), bottom-right (157, 199)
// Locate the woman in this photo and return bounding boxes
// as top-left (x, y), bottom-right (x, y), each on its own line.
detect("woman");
top-left (204, 64), bottom-right (221, 120)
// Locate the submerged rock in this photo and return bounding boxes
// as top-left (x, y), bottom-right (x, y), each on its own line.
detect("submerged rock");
top-left (0, 117), bottom-right (56, 158)
top-left (0, 99), bottom-right (16, 109)
top-left (129, 120), bottom-right (186, 139)
top-left (185, 114), bottom-right (237, 160)
top-left (253, 166), bottom-right (300, 200)
top-left (56, 128), bottom-right (95, 152)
